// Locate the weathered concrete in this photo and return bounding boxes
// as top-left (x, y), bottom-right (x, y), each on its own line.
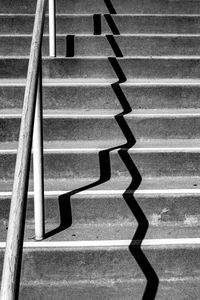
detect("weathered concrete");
top-left (1, 1), bottom-right (200, 298)
top-left (1, 192), bottom-right (200, 228)
top-left (2, 82), bottom-right (200, 110)
top-left (1, 0), bottom-right (200, 14)
top-left (2, 58), bottom-right (200, 79)
top-left (2, 112), bottom-right (200, 142)
top-left (19, 278), bottom-right (200, 300)
top-left (2, 149), bottom-right (200, 180)
top-left (0, 246), bottom-right (199, 281)
top-left (5, 15), bottom-right (200, 35)
top-left (3, 35), bottom-right (200, 57)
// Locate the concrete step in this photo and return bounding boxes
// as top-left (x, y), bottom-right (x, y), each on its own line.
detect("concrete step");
top-left (0, 241), bottom-right (199, 300)
top-left (1, 173), bottom-right (199, 194)
top-left (1, 176), bottom-right (200, 300)
top-left (1, 173), bottom-right (200, 237)
top-left (18, 276), bottom-right (200, 300)
top-left (2, 110), bottom-right (200, 142)
top-left (3, 35), bottom-right (200, 57)
top-left (1, 0), bottom-right (200, 14)
top-left (2, 15), bottom-right (200, 35)
top-left (2, 79), bottom-right (200, 110)
top-left (2, 57), bottom-right (200, 79)
top-left (2, 211), bottom-right (200, 241)
top-left (0, 240), bottom-right (200, 280)
top-left (1, 180), bottom-right (200, 231)
top-left (2, 140), bottom-right (200, 180)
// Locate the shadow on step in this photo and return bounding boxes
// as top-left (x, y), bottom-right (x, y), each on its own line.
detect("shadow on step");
top-left (45, 0), bottom-right (159, 295)
top-left (44, 69), bottom-right (159, 300)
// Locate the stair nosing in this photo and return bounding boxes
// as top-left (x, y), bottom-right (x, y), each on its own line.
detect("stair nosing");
top-left (20, 277), bottom-right (200, 286)
top-left (2, 109), bottom-right (200, 118)
top-left (2, 13), bottom-right (200, 17)
top-left (1, 147), bottom-right (200, 154)
top-left (3, 55), bottom-right (200, 59)
top-left (1, 78), bottom-right (200, 86)
top-left (1, 188), bottom-right (200, 197)
top-left (0, 238), bottom-right (200, 249)
top-left (3, 33), bottom-right (200, 37)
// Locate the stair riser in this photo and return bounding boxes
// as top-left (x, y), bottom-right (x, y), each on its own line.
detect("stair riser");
top-left (2, 85), bottom-right (200, 110)
top-left (2, 116), bottom-right (200, 142)
top-left (2, 152), bottom-right (200, 180)
top-left (73, 36), bottom-right (200, 57)
top-left (1, 194), bottom-right (200, 228)
top-left (19, 280), bottom-right (200, 300)
top-left (3, 36), bottom-right (200, 57)
top-left (2, 16), bottom-right (200, 35)
top-left (0, 247), bottom-right (200, 281)
top-left (1, 0), bottom-right (200, 14)
top-left (2, 58), bottom-right (200, 79)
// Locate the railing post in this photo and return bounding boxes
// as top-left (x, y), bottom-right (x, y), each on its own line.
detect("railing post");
top-left (0, 0), bottom-right (47, 298)
top-left (49, 0), bottom-right (56, 56)
top-left (33, 53), bottom-right (45, 241)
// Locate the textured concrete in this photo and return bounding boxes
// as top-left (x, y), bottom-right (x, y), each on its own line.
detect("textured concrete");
top-left (1, 192), bottom-right (200, 228)
top-left (1, 0), bottom-right (200, 298)
top-left (2, 82), bottom-right (200, 110)
top-left (4, 15), bottom-right (200, 35)
top-left (2, 58), bottom-right (200, 79)
top-left (1, 175), bottom-right (200, 194)
top-left (19, 279), bottom-right (200, 300)
top-left (3, 35), bottom-right (200, 57)
top-left (2, 112), bottom-right (200, 142)
top-left (2, 150), bottom-right (200, 180)
top-left (1, 0), bottom-right (200, 14)
top-left (0, 246), bottom-right (200, 281)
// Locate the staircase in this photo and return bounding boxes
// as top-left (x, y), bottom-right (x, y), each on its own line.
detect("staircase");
top-left (1, 0), bottom-right (200, 299)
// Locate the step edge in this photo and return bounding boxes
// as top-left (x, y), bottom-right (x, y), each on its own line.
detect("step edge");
top-left (2, 13), bottom-right (200, 17)
top-left (1, 147), bottom-right (200, 154)
top-left (2, 109), bottom-right (200, 117)
top-left (3, 33), bottom-right (200, 37)
top-left (1, 238), bottom-right (200, 249)
top-left (20, 276), bottom-right (200, 287)
top-left (1, 78), bottom-right (200, 86)
top-left (1, 188), bottom-right (200, 197)
top-left (3, 55), bottom-right (200, 59)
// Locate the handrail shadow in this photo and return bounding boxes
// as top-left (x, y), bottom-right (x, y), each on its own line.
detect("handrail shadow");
top-left (45, 59), bottom-right (159, 298)
top-left (45, 0), bottom-right (159, 297)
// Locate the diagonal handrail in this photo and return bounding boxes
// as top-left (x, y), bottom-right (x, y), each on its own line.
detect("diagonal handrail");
top-left (0, 0), bottom-right (49, 298)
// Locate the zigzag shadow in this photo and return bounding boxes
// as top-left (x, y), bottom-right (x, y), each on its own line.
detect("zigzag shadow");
top-left (44, 66), bottom-right (158, 298)
top-left (110, 57), bottom-right (159, 299)
top-left (45, 0), bottom-right (159, 297)
top-left (119, 149), bottom-right (159, 299)
top-left (44, 140), bottom-right (133, 239)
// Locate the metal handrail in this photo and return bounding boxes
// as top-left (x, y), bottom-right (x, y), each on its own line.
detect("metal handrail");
top-left (0, 0), bottom-right (56, 298)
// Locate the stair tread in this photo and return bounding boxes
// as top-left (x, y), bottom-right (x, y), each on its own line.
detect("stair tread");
top-left (0, 176), bottom-right (200, 195)
top-left (31, 225), bottom-right (200, 243)
top-left (18, 278), bottom-right (200, 300)
top-left (1, 78), bottom-right (200, 86)
top-left (2, 13), bottom-right (200, 16)
top-left (3, 55), bottom-right (200, 59)
top-left (2, 0), bottom-right (200, 15)
top-left (4, 33), bottom-right (200, 37)
top-left (1, 139), bottom-right (200, 152)
top-left (2, 108), bottom-right (200, 117)
top-left (1, 222), bottom-right (200, 243)
top-left (2, 57), bottom-right (200, 81)
top-left (1, 225), bottom-right (200, 243)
